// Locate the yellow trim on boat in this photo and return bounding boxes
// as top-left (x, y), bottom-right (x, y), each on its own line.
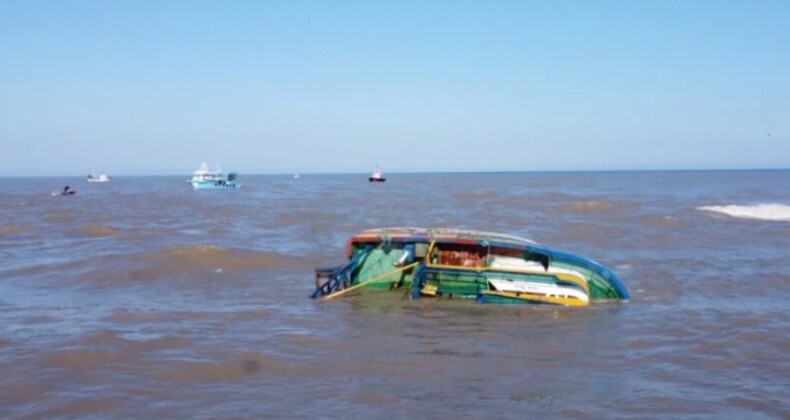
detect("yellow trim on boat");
top-left (426, 240), bottom-right (437, 260)
top-left (420, 284), bottom-right (438, 297)
top-left (483, 290), bottom-right (589, 307)
top-left (548, 272), bottom-right (590, 296)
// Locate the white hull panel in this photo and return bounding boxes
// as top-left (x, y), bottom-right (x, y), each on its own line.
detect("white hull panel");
top-left (488, 278), bottom-right (589, 302)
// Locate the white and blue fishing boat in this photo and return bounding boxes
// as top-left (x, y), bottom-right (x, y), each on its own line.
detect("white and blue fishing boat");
top-left (189, 163), bottom-right (240, 190)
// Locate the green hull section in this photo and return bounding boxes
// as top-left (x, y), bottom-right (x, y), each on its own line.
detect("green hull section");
top-left (352, 247), bottom-right (417, 289)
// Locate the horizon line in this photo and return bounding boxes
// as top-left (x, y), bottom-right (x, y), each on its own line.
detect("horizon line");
top-left (2, 167), bottom-right (788, 178)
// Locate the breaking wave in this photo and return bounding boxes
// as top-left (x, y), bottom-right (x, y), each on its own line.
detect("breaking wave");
top-left (697, 204), bottom-right (790, 222)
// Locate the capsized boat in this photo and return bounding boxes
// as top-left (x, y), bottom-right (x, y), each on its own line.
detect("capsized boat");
top-left (189, 163), bottom-right (240, 189)
top-left (368, 164), bottom-right (386, 182)
top-left (311, 227), bottom-right (629, 306)
top-left (87, 171), bottom-right (110, 182)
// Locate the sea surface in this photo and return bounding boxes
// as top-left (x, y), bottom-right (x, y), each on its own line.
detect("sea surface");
top-left (1, 170), bottom-right (788, 418)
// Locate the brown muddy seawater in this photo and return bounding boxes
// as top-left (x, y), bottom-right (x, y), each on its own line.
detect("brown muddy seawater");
top-left (1, 170), bottom-right (789, 418)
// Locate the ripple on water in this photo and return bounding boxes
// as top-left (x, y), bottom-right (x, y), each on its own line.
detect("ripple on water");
top-left (0, 225), bottom-right (22, 235)
top-left (156, 353), bottom-right (300, 383)
top-left (0, 381), bottom-right (49, 406)
top-left (34, 245), bottom-right (308, 288)
top-left (38, 398), bottom-right (125, 418)
top-left (79, 224), bottom-right (119, 237)
top-left (39, 349), bottom-right (128, 368)
top-left (103, 308), bottom-right (217, 323)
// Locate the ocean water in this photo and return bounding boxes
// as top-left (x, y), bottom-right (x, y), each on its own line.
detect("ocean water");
top-left (0, 170), bottom-right (788, 418)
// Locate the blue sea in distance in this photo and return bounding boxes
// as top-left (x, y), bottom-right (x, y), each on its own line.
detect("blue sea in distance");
top-left (0, 170), bottom-right (788, 418)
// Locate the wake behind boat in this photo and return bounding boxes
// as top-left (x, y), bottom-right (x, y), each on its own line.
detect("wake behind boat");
top-left (312, 227), bottom-right (629, 306)
top-left (51, 191), bottom-right (76, 196)
top-left (189, 163), bottom-right (240, 189)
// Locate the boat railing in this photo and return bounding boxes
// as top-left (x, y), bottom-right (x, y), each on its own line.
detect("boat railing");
top-left (310, 245), bottom-right (373, 299)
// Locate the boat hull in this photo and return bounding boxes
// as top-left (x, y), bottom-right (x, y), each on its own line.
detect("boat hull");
top-left (191, 181), bottom-right (239, 189)
top-left (487, 277), bottom-right (589, 303)
top-left (311, 227), bottom-right (628, 306)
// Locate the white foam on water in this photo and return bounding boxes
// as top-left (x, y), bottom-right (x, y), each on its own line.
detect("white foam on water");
top-left (697, 203), bottom-right (790, 222)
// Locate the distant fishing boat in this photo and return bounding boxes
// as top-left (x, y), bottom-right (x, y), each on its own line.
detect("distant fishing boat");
top-left (312, 227), bottom-right (629, 306)
top-left (86, 170), bottom-right (110, 183)
top-left (368, 164), bottom-right (386, 182)
top-left (189, 163), bottom-right (240, 189)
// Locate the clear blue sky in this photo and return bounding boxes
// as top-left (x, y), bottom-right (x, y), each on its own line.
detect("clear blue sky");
top-left (1, 0), bottom-right (788, 176)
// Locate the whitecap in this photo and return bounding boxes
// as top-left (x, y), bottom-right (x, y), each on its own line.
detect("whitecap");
top-left (697, 203), bottom-right (790, 222)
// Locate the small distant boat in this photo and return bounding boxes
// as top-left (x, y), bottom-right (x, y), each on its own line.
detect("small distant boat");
top-left (52, 186), bottom-right (76, 196)
top-left (294, 173), bottom-right (300, 179)
top-left (312, 227), bottom-right (629, 306)
top-left (189, 163), bottom-right (240, 189)
top-left (87, 171), bottom-right (110, 183)
top-left (368, 164), bottom-right (386, 182)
